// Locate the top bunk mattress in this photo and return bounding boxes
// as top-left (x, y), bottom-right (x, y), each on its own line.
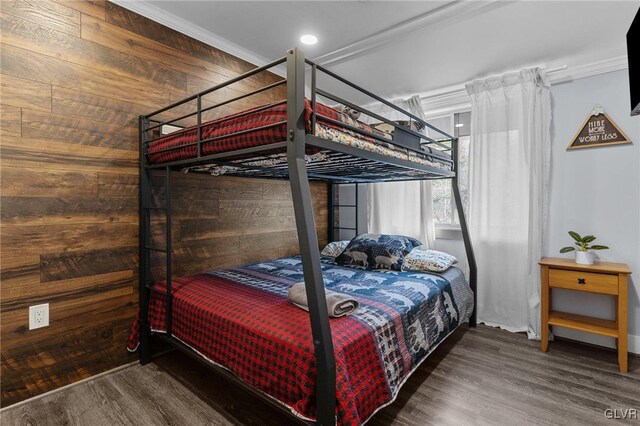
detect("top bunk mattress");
top-left (145, 99), bottom-right (452, 171)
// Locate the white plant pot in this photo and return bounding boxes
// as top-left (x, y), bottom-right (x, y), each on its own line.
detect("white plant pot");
top-left (575, 250), bottom-right (594, 265)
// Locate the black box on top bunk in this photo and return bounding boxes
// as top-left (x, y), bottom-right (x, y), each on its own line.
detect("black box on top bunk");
top-left (392, 126), bottom-right (423, 153)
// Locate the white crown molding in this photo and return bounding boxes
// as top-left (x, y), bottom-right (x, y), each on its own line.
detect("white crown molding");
top-left (109, 0), bottom-right (285, 76)
top-left (314, 0), bottom-right (511, 67)
top-left (419, 55), bottom-right (629, 116)
top-left (549, 55), bottom-right (629, 84)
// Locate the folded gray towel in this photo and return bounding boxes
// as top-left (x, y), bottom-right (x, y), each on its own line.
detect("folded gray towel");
top-left (288, 282), bottom-right (359, 317)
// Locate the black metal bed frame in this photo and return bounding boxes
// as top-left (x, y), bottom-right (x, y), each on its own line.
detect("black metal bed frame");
top-left (138, 48), bottom-right (477, 426)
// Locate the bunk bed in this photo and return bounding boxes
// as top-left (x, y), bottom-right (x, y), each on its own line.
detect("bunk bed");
top-left (134, 48), bottom-right (477, 426)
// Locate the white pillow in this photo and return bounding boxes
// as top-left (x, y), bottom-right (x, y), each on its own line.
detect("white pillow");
top-left (402, 249), bottom-right (458, 273)
top-left (321, 240), bottom-right (350, 258)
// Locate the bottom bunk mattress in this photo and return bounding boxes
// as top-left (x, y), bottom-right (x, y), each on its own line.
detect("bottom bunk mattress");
top-left (128, 256), bottom-right (474, 425)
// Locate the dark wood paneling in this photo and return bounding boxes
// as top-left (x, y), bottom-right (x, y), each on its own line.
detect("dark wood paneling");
top-left (0, 12), bottom-right (188, 93)
top-left (1, 166), bottom-right (98, 198)
top-left (0, 43), bottom-right (182, 109)
top-left (0, 104), bottom-right (22, 137)
top-left (0, 74), bottom-right (51, 112)
top-left (0, 0), bottom-right (325, 407)
top-left (40, 247), bottom-right (138, 283)
top-left (21, 109), bottom-right (138, 150)
top-left (104, 2), bottom-right (281, 86)
top-left (53, 0), bottom-right (106, 20)
top-left (0, 0), bottom-right (81, 37)
top-left (0, 136), bottom-right (138, 175)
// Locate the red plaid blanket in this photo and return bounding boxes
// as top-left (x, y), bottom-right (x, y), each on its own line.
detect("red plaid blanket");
top-left (146, 99), bottom-right (382, 164)
top-left (128, 274), bottom-right (390, 425)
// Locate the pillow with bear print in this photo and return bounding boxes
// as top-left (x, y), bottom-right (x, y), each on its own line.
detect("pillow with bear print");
top-left (401, 249), bottom-right (457, 273)
top-left (335, 233), bottom-right (422, 271)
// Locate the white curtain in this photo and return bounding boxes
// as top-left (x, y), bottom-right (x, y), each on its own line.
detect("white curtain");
top-left (367, 96), bottom-right (436, 248)
top-left (465, 68), bottom-right (551, 339)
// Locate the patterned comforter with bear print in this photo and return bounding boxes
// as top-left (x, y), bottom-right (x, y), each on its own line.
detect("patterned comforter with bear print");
top-left (127, 256), bottom-right (473, 425)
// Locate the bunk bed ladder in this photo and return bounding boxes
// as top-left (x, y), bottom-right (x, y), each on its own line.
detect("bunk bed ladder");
top-left (328, 182), bottom-right (360, 242)
top-left (139, 116), bottom-right (174, 363)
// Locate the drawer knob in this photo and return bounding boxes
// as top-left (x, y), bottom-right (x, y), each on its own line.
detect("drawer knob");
top-left (577, 278), bottom-right (586, 285)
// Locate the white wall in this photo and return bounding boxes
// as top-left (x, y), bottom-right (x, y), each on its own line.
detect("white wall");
top-left (544, 69), bottom-right (640, 352)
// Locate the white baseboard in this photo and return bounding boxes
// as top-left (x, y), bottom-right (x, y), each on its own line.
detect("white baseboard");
top-left (630, 334), bottom-right (640, 355)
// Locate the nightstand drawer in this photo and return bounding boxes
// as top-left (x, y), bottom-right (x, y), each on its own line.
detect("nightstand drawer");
top-left (548, 269), bottom-right (618, 295)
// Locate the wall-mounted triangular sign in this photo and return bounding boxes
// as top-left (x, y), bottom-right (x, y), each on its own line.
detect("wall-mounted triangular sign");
top-left (567, 105), bottom-right (631, 150)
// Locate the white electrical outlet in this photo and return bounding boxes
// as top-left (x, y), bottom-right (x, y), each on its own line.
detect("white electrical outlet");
top-left (29, 304), bottom-right (49, 330)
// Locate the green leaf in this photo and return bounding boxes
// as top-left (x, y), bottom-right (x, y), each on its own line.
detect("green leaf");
top-left (560, 247), bottom-right (575, 253)
top-left (582, 235), bottom-right (596, 243)
top-left (590, 245), bottom-right (609, 250)
top-left (568, 231), bottom-right (582, 242)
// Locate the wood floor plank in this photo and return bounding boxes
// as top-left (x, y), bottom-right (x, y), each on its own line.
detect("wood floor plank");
top-left (2, 326), bottom-right (638, 425)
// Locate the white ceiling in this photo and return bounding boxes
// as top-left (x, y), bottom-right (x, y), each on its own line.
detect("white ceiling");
top-left (137, 0), bottom-right (636, 104)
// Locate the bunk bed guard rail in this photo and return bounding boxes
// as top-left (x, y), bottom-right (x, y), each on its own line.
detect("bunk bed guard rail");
top-left (138, 47), bottom-right (477, 426)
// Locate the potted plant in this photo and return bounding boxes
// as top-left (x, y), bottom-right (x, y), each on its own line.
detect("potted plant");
top-left (560, 231), bottom-right (609, 265)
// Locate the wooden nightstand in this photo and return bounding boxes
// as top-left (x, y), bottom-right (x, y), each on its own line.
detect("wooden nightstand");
top-left (539, 257), bottom-right (631, 372)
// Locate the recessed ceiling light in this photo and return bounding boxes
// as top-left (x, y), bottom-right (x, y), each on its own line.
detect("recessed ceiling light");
top-left (300, 34), bottom-right (318, 45)
top-left (455, 123), bottom-right (464, 128)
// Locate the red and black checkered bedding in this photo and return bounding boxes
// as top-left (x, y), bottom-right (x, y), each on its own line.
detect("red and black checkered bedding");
top-left (146, 99), bottom-right (391, 164)
top-left (128, 256), bottom-right (474, 425)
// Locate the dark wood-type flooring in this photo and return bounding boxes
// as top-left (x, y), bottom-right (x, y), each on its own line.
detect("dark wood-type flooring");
top-left (2, 325), bottom-right (638, 425)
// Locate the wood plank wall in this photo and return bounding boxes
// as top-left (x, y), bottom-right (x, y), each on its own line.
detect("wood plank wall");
top-left (0, 0), bottom-right (328, 406)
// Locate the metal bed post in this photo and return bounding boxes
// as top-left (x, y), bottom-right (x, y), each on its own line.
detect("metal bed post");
top-left (138, 115), bottom-right (152, 364)
top-left (451, 138), bottom-right (477, 327)
top-left (328, 182), bottom-right (335, 243)
top-left (354, 184), bottom-right (359, 235)
top-left (165, 167), bottom-right (173, 335)
top-left (286, 47), bottom-right (336, 426)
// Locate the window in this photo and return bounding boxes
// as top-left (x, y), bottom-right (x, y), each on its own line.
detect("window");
top-left (431, 111), bottom-right (471, 227)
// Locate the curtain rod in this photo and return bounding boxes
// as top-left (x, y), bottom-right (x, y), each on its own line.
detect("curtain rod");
top-left (418, 64), bottom-right (568, 102)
